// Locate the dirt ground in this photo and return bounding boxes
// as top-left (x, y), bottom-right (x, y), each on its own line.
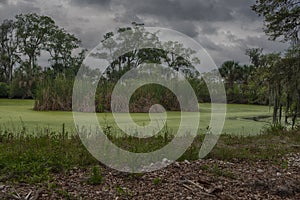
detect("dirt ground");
top-left (1, 153), bottom-right (299, 200)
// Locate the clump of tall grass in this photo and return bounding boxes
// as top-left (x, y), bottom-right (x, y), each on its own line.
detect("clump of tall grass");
top-left (34, 75), bottom-right (73, 111)
top-left (0, 124), bottom-right (98, 183)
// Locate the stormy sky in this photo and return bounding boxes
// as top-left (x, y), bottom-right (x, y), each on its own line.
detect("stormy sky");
top-left (0, 0), bottom-right (289, 66)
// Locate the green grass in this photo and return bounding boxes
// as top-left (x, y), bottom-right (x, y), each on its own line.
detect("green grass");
top-left (0, 130), bottom-right (98, 183)
top-left (0, 125), bottom-right (299, 184)
top-left (87, 166), bottom-right (104, 185)
top-left (0, 99), bottom-right (272, 136)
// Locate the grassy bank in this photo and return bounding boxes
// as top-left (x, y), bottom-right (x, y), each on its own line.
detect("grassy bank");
top-left (0, 125), bottom-right (299, 184)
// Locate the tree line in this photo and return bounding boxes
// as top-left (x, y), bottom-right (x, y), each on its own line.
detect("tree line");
top-left (219, 45), bottom-right (300, 127)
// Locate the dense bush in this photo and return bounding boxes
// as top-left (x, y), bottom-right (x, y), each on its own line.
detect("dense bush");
top-left (35, 75), bottom-right (210, 113)
top-left (95, 81), bottom-right (206, 113)
top-left (8, 68), bottom-right (40, 99)
top-left (9, 78), bottom-right (35, 99)
top-left (34, 75), bottom-right (73, 111)
top-left (0, 82), bottom-right (9, 98)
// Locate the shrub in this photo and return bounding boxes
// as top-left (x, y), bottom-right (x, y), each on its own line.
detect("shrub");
top-left (96, 83), bottom-right (181, 113)
top-left (0, 82), bottom-right (9, 98)
top-left (34, 75), bottom-right (73, 111)
top-left (87, 166), bottom-right (104, 185)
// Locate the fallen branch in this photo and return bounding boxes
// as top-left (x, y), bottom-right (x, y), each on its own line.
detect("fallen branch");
top-left (182, 180), bottom-right (216, 198)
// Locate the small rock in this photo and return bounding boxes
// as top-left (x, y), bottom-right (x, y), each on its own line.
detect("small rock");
top-left (186, 197), bottom-right (192, 200)
top-left (0, 185), bottom-right (4, 190)
top-left (184, 160), bottom-right (190, 164)
top-left (276, 185), bottom-right (293, 196)
top-left (257, 169), bottom-right (264, 173)
top-left (175, 162), bottom-right (180, 167)
top-left (254, 180), bottom-right (267, 188)
top-left (276, 172), bottom-right (282, 176)
top-left (162, 158), bottom-right (169, 163)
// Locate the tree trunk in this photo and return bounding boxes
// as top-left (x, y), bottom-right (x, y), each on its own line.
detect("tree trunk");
top-left (279, 104), bottom-right (283, 125)
top-left (272, 88), bottom-right (279, 124)
top-left (285, 95), bottom-right (290, 125)
top-left (292, 91), bottom-right (300, 129)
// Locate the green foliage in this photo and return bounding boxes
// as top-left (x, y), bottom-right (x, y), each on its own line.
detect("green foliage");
top-left (208, 127), bottom-right (300, 162)
top-left (46, 28), bottom-right (82, 74)
top-left (115, 185), bottom-right (126, 195)
top-left (8, 68), bottom-right (40, 99)
top-left (0, 19), bottom-right (20, 84)
top-left (95, 78), bottom-right (205, 113)
top-left (76, 26), bottom-right (203, 113)
top-left (262, 123), bottom-right (286, 135)
top-left (218, 61), bottom-right (257, 104)
top-left (9, 79), bottom-right (27, 99)
top-left (0, 13), bottom-right (83, 100)
top-left (250, 0), bottom-right (300, 126)
top-left (98, 27), bottom-right (199, 81)
top-left (243, 46), bottom-right (300, 127)
top-left (0, 124), bottom-right (299, 184)
top-left (34, 75), bottom-right (73, 111)
top-left (29, 25), bottom-right (204, 112)
top-left (114, 184), bottom-right (133, 197)
top-left (199, 164), bottom-right (209, 171)
top-left (0, 82), bottom-right (9, 97)
top-left (0, 127), bottom-right (98, 183)
top-left (189, 77), bottom-right (210, 103)
top-left (129, 84), bottom-right (180, 112)
top-left (153, 177), bottom-right (162, 185)
top-left (87, 166), bottom-right (104, 185)
top-left (246, 48), bottom-right (263, 68)
top-left (15, 13), bottom-right (55, 70)
top-left (252, 0), bottom-right (300, 43)
top-left (210, 164), bottom-right (236, 179)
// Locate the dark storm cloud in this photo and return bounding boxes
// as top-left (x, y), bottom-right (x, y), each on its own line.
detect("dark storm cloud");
top-left (70, 0), bottom-right (111, 7)
top-left (111, 0), bottom-right (234, 22)
top-left (108, 0), bottom-right (234, 38)
top-left (218, 0), bottom-right (258, 20)
top-left (108, 0), bottom-right (261, 41)
top-left (0, 0), bottom-right (8, 4)
top-left (0, 0), bottom-right (289, 65)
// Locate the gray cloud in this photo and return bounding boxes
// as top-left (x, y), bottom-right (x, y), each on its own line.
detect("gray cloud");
top-left (200, 24), bottom-right (219, 35)
top-left (168, 20), bottom-right (199, 38)
top-left (112, 0), bottom-right (258, 23)
top-left (111, 0), bottom-right (234, 23)
top-left (70, 0), bottom-right (111, 7)
top-left (245, 36), bottom-right (289, 54)
top-left (0, 0), bottom-right (8, 5)
top-left (0, 0), bottom-right (40, 22)
top-left (0, 0), bottom-right (289, 66)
